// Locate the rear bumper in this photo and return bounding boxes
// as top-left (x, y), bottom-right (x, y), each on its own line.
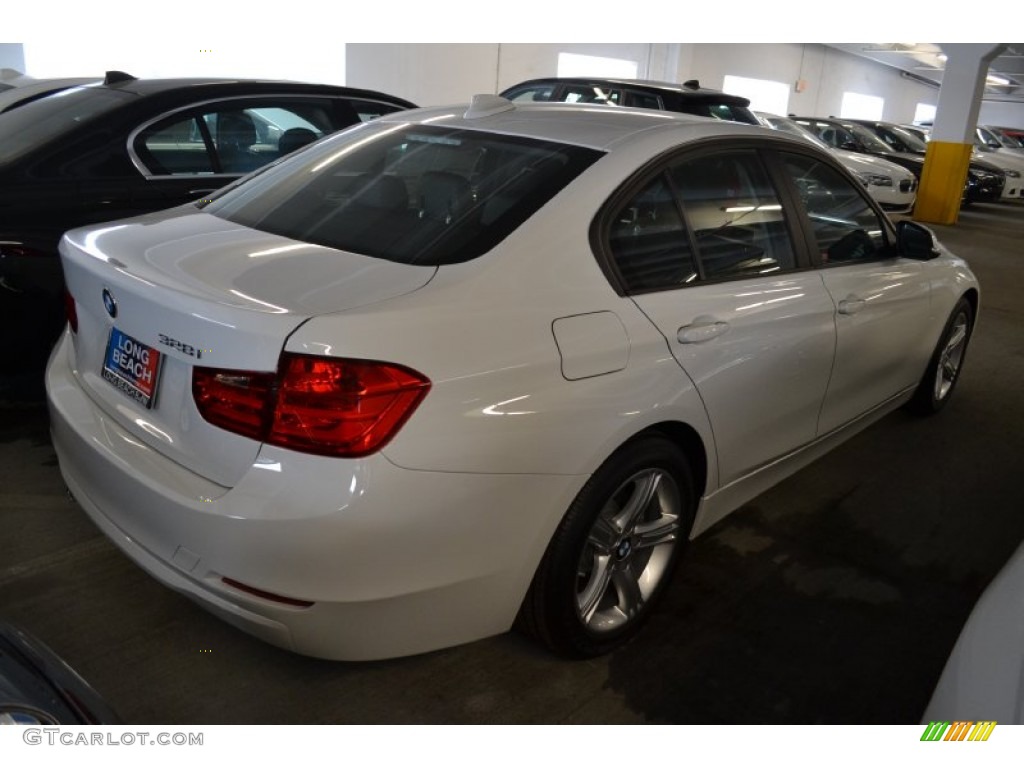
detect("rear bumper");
top-left (46, 331), bottom-right (584, 660)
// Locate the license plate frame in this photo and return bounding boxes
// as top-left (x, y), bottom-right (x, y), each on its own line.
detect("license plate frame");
top-left (101, 327), bottom-right (162, 409)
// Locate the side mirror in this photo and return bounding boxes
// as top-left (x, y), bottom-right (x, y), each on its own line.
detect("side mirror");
top-left (988, 140), bottom-right (1001, 149)
top-left (897, 220), bottom-right (940, 260)
top-left (840, 141), bottom-right (859, 152)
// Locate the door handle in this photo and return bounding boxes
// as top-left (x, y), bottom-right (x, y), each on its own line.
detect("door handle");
top-left (837, 295), bottom-right (866, 315)
top-left (677, 316), bottom-right (730, 344)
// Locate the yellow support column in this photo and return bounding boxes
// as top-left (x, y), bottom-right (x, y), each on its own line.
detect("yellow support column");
top-left (913, 141), bottom-right (974, 225)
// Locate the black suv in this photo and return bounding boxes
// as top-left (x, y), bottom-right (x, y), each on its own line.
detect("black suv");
top-left (500, 77), bottom-right (759, 125)
top-left (0, 72), bottom-right (416, 398)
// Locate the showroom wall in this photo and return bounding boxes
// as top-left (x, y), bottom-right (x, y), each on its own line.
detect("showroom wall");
top-left (4, 40), bottom-right (1022, 127)
top-left (346, 43), bottom-right (1024, 126)
top-left (0, 43), bottom-right (25, 72)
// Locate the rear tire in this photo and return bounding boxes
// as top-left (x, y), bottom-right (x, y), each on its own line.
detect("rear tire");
top-left (907, 297), bottom-right (974, 415)
top-left (517, 435), bottom-right (695, 658)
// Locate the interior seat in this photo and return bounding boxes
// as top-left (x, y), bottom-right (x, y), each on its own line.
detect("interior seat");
top-left (278, 127), bottom-right (319, 158)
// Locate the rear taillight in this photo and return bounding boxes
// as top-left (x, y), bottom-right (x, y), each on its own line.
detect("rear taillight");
top-left (193, 353), bottom-right (430, 458)
top-left (63, 288), bottom-right (78, 334)
top-left (192, 368), bottom-right (276, 441)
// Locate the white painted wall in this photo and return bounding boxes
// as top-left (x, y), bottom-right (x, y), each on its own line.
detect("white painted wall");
top-left (346, 42), bottom-right (989, 126)
top-left (980, 100), bottom-right (1024, 126)
top-left (345, 43), bottom-right (666, 107)
top-left (0, 43), bottom-right (25, 73)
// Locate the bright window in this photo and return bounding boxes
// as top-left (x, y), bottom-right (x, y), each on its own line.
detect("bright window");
top-left (722, 75), bottom-right (789, 115)
top-left (840, 92), bottom-right (884, 120)
top-left (914, 103), bottom-right (936, 124)
top-left (557, 53), bottom-right (638, 79)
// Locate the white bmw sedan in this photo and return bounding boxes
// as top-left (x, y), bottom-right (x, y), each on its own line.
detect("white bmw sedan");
top-left (756, 112), bottom-right (918, 212)
top-left (47, 96), bottom-right (979, 661)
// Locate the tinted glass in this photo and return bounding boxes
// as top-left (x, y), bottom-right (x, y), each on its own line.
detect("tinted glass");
top-left (873, 124), bottom-right (927, 153)
top-left (608, 174), bottom-right (698, 291)
top-left (347, 98), bottom-right (407, 121)
top-left (137, 101), bottom-right (340, 176)
top-left (781, 152), bottom-right (889, 264)
top-left (205, 124), bottom-right (603, 265)
top-left (842, 123), bottom-right (893, 153)
top-left (670, 151), bottom-right (796, 279)
top-left (563, 85), bottom-right (622, 105)
top-left (625, 91), bottom-right (662, 110)
top-left (760, 115), bottom-right (830, 150)
top-left (0, 86), bottom-right (133, 165)
top-left (140, 115), bottom-right (215, 174)
top-left (503, 85), bottom-right (555, 103)
top-left (704, 103), bottom-right (758, 124)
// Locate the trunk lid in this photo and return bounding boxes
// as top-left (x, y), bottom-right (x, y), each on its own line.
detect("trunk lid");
top-left (60, 207), bottom-right (436, 487)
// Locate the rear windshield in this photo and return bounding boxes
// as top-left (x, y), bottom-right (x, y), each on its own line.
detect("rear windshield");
top-left (204, 123), bottom-right (603, 265)
top-left (695, 102), bottom-right (758, 125)
top-left (0, 86), bottom-right (134, 165)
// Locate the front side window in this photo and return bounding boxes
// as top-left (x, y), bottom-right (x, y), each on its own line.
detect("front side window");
top-left (205, 124), bottom-right (602, 265)
top-left (780, 152), bottom-right (890, 264)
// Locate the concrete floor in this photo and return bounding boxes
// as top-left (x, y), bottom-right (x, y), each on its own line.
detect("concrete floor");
top-left (1, 202), bottom-right (1022, 724)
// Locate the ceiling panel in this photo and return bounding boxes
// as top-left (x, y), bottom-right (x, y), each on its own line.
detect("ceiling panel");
top-left (828, 43), bottom-right (1024, 105)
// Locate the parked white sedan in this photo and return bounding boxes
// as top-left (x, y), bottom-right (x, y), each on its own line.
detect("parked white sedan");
top-left (757, 112), bottom-right (918, 212)
top-left (47, 96), bottom-right (979, 660)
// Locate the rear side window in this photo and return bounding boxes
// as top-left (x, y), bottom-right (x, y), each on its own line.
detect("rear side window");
top-left (609, 175), bottom-right (698, 290)
top-left (605, 150), bottom-right (796, 292)
top-left (563, 85), bottom-right (622, 105)
top-left (624, 90), bottom-right (662, 110)
top-left (503, 85), bottom-right (555, 103)
top-left (135, 100), bottom-right (341, 176)
top-left (205, 124), bottom-right (603, 265)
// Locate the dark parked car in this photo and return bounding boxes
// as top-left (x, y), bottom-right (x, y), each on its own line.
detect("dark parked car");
top-left (500, 77), bottom-right (759, 124)
top-left (792, 115), bottom-right (1005, 206)
top-left (0, 622), bottom-right (119, 724)
top-left (0, 72), bottom-right (416, 399)
top-left (0, 77), bottom-right (100, 114)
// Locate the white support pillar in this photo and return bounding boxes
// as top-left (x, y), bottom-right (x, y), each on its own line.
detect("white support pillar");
top-left (915, 43), bottom-right (1006, 224)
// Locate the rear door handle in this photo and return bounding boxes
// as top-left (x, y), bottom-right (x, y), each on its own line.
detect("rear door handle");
top-left (837, 295), bottom-right (866, 315)
top-left (677, 316), bottom-right (730, 344)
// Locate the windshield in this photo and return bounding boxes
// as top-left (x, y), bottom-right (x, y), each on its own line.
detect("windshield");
top-left (0, 85), bottom-right (133, 165)
top-left (205, 123), bottom-right (603, 266)
top-left (993, 129), bottom-right (1023, 148)
top-left (878, 124), bottom-right (928, 153)
top-left (760, 115), bottom-right (830, 150)
top-left (840, 123), bottom-right (894, 153)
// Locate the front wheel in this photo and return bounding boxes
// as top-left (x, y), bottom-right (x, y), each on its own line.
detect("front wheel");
top-left (907, 297), bottom-right (974, 415)
top-left (516, 435), bottom-right (695, 658)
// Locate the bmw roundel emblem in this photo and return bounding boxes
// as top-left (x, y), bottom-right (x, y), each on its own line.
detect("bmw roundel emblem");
top-left (102, 288), bottom-right (117, 319)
